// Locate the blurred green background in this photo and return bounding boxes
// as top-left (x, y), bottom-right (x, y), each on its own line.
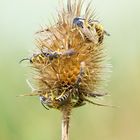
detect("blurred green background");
top-left (0, 0), bottom-right (140, 140)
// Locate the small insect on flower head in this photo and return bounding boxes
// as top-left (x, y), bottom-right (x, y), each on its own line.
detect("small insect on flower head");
top-left (73, 17), bottom-right (85, 28)
top-left (72, 17), bottom-right (110, 44)
top-left (20, 51), bottom-right (62, 65)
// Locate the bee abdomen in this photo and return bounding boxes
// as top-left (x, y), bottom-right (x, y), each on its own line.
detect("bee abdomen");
top-left (55, 93), bottom-right (70, 106)
top-left (73, 97), bottom-right (86, 108)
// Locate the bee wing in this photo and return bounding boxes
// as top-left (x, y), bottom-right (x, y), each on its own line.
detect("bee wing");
top-left (80, 27), bottom-right (98, 43)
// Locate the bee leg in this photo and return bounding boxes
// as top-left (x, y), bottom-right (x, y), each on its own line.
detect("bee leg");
top-left (104, 30), bottom-right (110, 36)
top-left (83, 97), bottom-right (116, 108)
top-left (41, 101), bottom-right (49, 110)
top-left (89, 92), bottom-right (108, 97)
top-left (76, 62), bottom-right (85, 85)
top-left (40, 96), bottom-right (49, 110)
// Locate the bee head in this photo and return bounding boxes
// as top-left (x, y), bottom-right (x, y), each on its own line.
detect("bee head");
top-left (73, 17), bottom-right (85, 28)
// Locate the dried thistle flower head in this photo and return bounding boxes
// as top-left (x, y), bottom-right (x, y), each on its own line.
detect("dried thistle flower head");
top-left (20, 1), bottom-right (112, 140)
top-left (21, 0), bottom-right (110, 110)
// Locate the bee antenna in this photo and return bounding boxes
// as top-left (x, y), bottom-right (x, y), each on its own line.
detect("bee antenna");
top-left (84, 98), bottom-right (117, 108)
top-left (19, 58), bottom-right (30, 63)
top-left (41, 101), bottom-right (49, 110)
top-left (104, 30), bottom-right (111, 36)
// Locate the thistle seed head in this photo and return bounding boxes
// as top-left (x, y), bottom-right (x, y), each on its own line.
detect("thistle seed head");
top-left (23, 0), bottom-right (110, 110)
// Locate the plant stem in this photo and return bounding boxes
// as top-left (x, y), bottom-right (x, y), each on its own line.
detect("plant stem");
top-left (61, 104), bottom-right (71, 140)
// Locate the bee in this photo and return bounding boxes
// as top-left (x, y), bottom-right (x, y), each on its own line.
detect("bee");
top-left (19, 51), bottom-right (60, 64)
top-left (73, 17), bottom-right (110, 44)
top-left (40, 92), bottom-right (70, 109)
top-left (71, 61), bottom-right (110, 108)
top-left (73, 93), bottom-right (113, 108)
top-left (20, 49), bottom-right (76, 64)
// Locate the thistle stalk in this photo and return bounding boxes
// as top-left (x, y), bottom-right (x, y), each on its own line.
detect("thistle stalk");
top-left (61, 104), bottom-right (72, 140)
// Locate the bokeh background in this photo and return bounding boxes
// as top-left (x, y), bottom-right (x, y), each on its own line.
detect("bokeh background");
top-left (0, 0), bottom-right (140, 140)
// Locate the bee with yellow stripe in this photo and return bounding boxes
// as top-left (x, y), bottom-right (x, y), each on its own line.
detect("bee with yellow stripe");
top-left (20, 49), bottom-right (76, 64)
top-left (73, 17), bottom-right (110, 44)
top-left (20, 51), bottom-right (60, 64)
top-left (88, 19), bottom-right (110, 44)
top-left (39, 90), bottom-right (71, 110)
